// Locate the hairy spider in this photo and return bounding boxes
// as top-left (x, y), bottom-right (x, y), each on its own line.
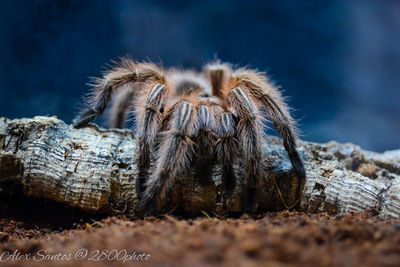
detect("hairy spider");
top-left (73, 58), bottom-right (306, 215)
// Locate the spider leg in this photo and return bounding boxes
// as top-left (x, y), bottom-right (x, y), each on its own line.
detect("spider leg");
top-left (205, 63), bottom-right (241, 194)
top-left (228, 86), bottom-right (265, 213)
top-left (204, 62), bottom-right (231, 98)
top-left (107, 84), bottom-right (136, 128)
top-left (73, 59), bottom-right (164, 128)
top-left (262, 93), bottom-right (305, 177)
top-left (141, 100), bottom-right (198, 215)
top-left (135, 83), bottom-right (168, 198)
top-left (193, 104), bottom-right (217, 186)
top-left (73, 63), bottom-right (136, 128)
top-left (216, 111), bottom-right (238, 194)
top-left (232, 70), bottom-right (305, 178)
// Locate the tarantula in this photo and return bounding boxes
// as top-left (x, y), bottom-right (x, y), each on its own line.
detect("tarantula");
top-left (73, 58), bottom-right (305, 215)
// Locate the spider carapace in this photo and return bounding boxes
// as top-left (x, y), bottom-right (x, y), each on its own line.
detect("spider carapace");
top-left (74, 58), bottom-right (306, 215)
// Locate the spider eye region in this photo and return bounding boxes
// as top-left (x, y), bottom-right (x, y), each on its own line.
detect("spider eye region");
top-left (199, 93), bottom-right (210, 98)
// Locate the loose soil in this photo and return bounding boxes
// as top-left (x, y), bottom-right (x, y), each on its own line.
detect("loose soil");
top-left (0, 194), bottom-right (399, 266)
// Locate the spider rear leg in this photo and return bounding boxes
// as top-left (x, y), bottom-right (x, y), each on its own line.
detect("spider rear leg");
top-left (73, 59), bottom-right (165, 129)
top-left (135, 83), bottom-right (168, 199)
top-left (209, 67), bottom-right (224, 97)
top-left (205, 62), bottom-right (231, 98)
top-left (229, 87), bottom-right (265, 213)
top-left (73, 72), bottom-right (136, 128)
top-left (141, 100), bottom-right (198, 215)
top-left (108, 85), bottom-right (136, 128)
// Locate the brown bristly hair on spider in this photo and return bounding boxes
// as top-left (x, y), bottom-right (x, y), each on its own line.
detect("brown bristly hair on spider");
top-left (73, 58), bottom-right (306, 216)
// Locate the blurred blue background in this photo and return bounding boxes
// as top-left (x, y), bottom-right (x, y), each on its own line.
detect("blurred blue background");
top-left (0, 0), bottom-right (399, 152)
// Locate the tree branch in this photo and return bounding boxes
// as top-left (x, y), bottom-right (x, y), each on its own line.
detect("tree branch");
top-left (0, 116), bottom-right (399, 218)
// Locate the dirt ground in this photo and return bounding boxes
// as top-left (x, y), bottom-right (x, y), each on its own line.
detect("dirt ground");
top-left (0, 194), bottom-right (399, 267)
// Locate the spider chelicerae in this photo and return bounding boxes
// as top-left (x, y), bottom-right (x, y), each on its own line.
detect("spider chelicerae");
top-left (73, 58), bottom-right (306, 215)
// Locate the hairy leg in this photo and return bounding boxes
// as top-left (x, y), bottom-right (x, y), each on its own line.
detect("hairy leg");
top-left (134, 83), bottom-right (169, 198)
top-left (73, 59), bottom-right (164, 128)
top-left (204, 63), bottom-right (241, 194)
top-left (141, 100), bottom-right (198, 215)
top-left (231, 70), bottom-right (305, 179)
top-left (216, 111), bottom-right (238, 194)
top-left (193, 104), bottom-right (217, 186)
top-left (228, 87), bottom-right (265, 213)
top-left (204, 62), bottom-right (231, 98)
top-left (107, 84), bottom-right (136, 128)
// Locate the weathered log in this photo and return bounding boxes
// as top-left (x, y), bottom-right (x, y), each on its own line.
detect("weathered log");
top-left (0, 116), bottom-right (399, 219)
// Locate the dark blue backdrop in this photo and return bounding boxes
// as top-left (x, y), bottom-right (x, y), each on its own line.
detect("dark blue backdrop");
top-left (0, 0), bottom-right (399, 151)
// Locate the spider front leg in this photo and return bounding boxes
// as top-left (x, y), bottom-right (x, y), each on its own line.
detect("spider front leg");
top-left (135, 83), bottom-right (168, 198)
top-left (261, 93), bottom-right (305, 178)
top-left (141, 100), bottom-right (198, 215)
top-left (193, 104), bottom-right (217, 186)
top-left (232, 70), bottom-right (305, 179)
top-left (205, 64), bottom-right (239, 192)
top-left (216, 111), bottom-right (238, 194)
top-left (228, 87), bottom-right (265, 213)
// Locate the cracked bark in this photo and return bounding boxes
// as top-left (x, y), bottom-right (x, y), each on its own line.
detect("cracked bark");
top-left (0, 116), bottom-right (399, 219)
